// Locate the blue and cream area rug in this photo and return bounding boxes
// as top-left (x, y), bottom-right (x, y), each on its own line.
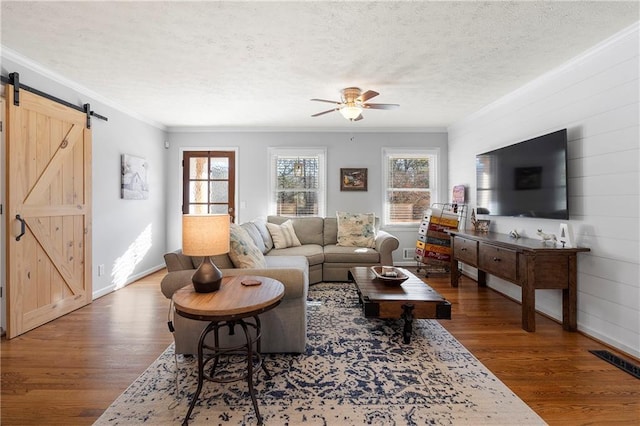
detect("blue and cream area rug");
top-left (95, 283), bottom-right (546, 425)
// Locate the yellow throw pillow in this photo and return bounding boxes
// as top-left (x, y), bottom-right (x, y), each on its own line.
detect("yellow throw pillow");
top-left (336, 212), bottom-right (376, 248)
top-left (266, 220), bottom-right (302, 249)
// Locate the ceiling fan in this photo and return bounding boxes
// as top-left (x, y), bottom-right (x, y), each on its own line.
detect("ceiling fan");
top-left (311, 87), bottom-right (399, 121)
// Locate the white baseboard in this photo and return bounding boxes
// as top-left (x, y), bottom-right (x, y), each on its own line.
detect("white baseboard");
top-left (92, 264), bottom-right (165, 300)
top-left (394, 261), bottom-right (416, 267)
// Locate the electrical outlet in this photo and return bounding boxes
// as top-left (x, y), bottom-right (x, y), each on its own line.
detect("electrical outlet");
top-left (98, 264), bottom-right (105, 276)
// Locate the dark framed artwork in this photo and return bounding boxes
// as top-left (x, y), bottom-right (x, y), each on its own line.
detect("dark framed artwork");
top-left (340, 168), bottom-right (367, 191)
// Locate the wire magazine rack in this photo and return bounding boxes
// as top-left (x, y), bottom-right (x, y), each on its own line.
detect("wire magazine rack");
top-left (415, 203), bottom-right (467, 276)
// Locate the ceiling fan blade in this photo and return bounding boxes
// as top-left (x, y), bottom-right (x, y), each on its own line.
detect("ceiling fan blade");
top-left (310, 98), bottom-right (342, 105)
top-left (363, 103), bottom-right (399, 110)
top-left (311, 108), bottom-right (340, 117)
top-left (353, 114), bottom-right (364, 121)
top-left (358, 90), bottom-right (379, 102)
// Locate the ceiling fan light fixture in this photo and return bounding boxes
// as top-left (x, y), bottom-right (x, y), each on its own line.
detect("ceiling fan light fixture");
top-left (339, 105), bottom-right (362, 121)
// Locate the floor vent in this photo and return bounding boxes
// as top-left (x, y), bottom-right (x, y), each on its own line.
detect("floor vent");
top-left (589, 350), bottom-right (640, 379)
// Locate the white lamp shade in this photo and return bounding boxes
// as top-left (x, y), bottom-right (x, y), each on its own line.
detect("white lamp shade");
top-left (182, 214), bottom-right (230, 256)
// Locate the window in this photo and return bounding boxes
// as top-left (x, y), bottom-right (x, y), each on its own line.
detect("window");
top-left (383, 149), bottom-right (439, 226)
top-left (269, 148), bottom-right (326, 217)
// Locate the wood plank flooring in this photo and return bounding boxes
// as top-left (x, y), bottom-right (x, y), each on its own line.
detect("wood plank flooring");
top-left (1, 268), bottom-right (638, 425)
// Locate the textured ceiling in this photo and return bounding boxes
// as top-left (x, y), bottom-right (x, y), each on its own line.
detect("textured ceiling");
top-left (1, 1), bottom-right (638, 130)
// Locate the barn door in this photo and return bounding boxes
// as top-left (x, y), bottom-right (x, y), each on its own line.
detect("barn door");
top-left (5, 87), bottom-right (92, 338)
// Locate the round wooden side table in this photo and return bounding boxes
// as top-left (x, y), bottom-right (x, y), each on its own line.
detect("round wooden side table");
top-left (172, 275), bottom-right (285, 426)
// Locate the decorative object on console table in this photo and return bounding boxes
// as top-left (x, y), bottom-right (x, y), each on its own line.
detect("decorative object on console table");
top-left (536, 228), bottom-right (557, 245)
top-left (471, 207), bottom-right (491, 232)
top-left (449, 230), bottom-right (590, 332)
top-left (340, 168), bottom-right (367, 191)
top-left (558, 223), bottom-right (573, 248)
top-left (182, 214), bottom-right (230, 293)
top-left (475, 219), bottom-right (491, 232)
top-left (451, 185), bottom-right (466, 214)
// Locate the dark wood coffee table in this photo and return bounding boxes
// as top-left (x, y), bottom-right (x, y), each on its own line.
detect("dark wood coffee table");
top-left (348, 267), bottom-right (451, 343)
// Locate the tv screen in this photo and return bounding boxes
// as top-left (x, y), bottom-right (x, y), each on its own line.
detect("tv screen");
top-left (476, 129), bottom-right (568, 220)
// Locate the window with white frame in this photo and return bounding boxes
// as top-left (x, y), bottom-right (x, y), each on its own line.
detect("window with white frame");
top-left (383, 149), bottom-right (439, 226)
top-left (269, 148), bottom-right (326, 217)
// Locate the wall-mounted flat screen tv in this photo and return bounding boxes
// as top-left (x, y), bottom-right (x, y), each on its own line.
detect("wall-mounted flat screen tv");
top-left (476, 129), bottom-right (568, 220)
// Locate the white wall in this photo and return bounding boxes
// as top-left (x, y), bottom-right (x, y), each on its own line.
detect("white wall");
top-left (165, 130), bottom-right (448, 264)
top-left (448, 24), bottom-right (639, 358)
top-left (1, 52), bottom-right (169, 302)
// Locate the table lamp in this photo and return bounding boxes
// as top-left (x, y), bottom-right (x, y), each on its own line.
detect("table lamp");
top-left (182, 214), bottom-right (230, 293)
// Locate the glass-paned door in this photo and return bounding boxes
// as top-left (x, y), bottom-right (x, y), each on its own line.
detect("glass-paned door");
top-left (182, 151), bottom-right (236, 221)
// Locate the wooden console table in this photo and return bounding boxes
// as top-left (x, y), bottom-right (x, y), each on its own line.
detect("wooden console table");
top-left (449, 230), bottom-right (590, 332)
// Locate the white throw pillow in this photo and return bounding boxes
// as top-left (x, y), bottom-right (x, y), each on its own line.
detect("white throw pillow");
top-left (228, 223), bottom-right (268, 268)
top-left (336, 212), bottom-right (376, 248)
top-left (266, 220), bottom-right (302, 249)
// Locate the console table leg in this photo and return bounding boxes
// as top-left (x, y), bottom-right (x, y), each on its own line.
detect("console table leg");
top-left (563, 255), bottom-right (578, 331)
top-left (477, 270), bottom-right (487, 287)
top-left (401, 304), bottom-right (415, 344)
top-left (522, 282), bottom-right (536, 332)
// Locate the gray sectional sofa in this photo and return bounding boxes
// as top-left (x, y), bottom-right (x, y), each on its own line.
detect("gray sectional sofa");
top-left (160, 214), bottom-right (399, 355)
top-left (263, 215), bottom-right (399, 284)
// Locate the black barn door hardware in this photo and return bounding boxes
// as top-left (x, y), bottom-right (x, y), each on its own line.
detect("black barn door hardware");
top-left (1, 72), bottom-right (108, 128)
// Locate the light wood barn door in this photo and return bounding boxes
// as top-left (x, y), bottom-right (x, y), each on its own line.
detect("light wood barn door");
top-left (5, 88), bottom-right (92, 338)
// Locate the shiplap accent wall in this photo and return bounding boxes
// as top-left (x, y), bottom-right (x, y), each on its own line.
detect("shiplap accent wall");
top-left (448, 23), bottom-right (639, 358)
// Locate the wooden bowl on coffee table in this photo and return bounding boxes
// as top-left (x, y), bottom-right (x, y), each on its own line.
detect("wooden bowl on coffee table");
top-left (370, 266), bottom-right (409, 285)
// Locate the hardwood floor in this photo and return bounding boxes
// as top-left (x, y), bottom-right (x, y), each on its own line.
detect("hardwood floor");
top-left (1, 268), bottom-right (638, 425)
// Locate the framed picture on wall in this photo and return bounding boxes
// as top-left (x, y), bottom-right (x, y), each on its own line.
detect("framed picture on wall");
top-left (340, 168), bottom-right (367, 191)
top-left (121, 154), bottom-right (149, 200)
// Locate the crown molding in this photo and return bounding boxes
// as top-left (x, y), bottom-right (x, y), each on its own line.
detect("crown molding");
top-left (166, 125), bottom-right (448, 133)
top-left (1, 45), bottom-right (167, 131)
top-left (449, 21), bottom-right (640, 132)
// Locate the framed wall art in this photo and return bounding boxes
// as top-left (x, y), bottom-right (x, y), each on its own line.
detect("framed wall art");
top-left (121, 154), bottom-right (149, 200)
top-left (340, 168), bottom-right (367, 191)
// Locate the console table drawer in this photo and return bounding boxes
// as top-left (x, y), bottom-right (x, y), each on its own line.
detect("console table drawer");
top-left (478, 243), bottom-right (517, 281)
top-left (453, 236), bottom-right (478, 265)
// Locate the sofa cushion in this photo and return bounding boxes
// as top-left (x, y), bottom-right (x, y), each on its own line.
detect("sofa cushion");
top-left (266, 244), bottom-right (324, 266)
top-left (241, 222), bottom-right (268, 254)
top-left (323, 217), bottom-right (339, 246)
top-left (229, 223), bottom-right (268, 268)
top-left (267, 220), bottom-right (302, 249)
top-left (323, 244), bottom-right (380, 263)
top-left (336, 212), bottom-right (376, 248)
top-left (268, 216), bottom-right (324, 245)
top-left (251, 217), bottom-right (274, 251)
